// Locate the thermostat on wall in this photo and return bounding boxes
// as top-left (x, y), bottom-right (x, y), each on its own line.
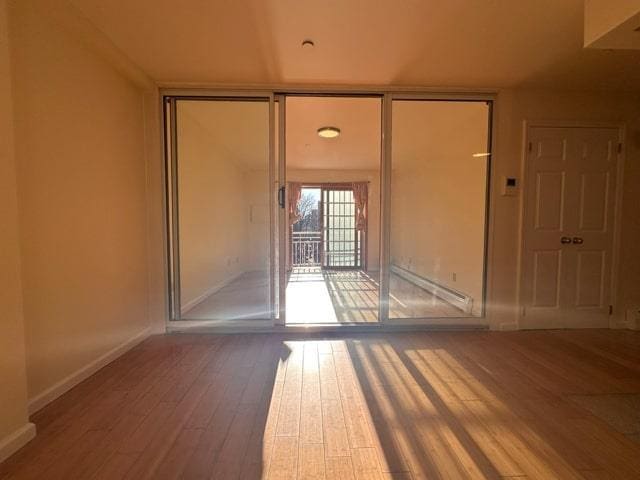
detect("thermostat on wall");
top-left (502, 176), bottom-right (519, 196)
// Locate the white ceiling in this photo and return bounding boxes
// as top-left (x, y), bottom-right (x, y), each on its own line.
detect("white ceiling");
top-left (70, 0), bottom-right (640, 91)
top-left (178, 97), bottom-right (382, 171)
top-left (286, 97), bottom-right (381, 170)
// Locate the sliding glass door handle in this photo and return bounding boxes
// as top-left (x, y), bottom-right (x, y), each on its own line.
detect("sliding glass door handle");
top-left (278, 186), bottom-right (286, 209)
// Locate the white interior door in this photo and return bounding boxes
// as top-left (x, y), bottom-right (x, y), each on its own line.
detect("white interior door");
top-left (521, 125), bottom-right (620, 329)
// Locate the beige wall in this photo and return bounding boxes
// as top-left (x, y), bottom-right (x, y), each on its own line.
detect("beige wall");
top-left (287, 169), bottom-right (381, 271)
top-left (0, 0), bottom-right (31, 456)
top-left (584, 0), bottom-right (640, 46)
top-left (177, 108), bottom-right (261, 309)
top-left (491, 89), bottom-right (640, 330)
top-left (391, 101), bottom-right (489, 316)
top-left (9, 0), bottom-right (151, 400)
top-left (243, 169), bottom-right (271, 272)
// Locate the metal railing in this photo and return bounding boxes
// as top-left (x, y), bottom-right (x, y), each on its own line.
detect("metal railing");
top-left (292, 231), bottom-right (322, 266)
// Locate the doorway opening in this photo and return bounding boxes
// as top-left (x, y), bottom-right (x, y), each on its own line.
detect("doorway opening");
top-left (291, 185), bottom-right (365, 270)
top-left (284, 96), bottom-right (381, 324)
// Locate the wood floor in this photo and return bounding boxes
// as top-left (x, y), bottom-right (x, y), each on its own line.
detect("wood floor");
top-left (2, 330), bottom-right (640, 479)
top-left (185, 268), bottom-right (465, 323)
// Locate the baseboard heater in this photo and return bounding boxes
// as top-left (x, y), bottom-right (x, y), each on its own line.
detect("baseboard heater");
top-left (391, 264), bottom-right (473, 314)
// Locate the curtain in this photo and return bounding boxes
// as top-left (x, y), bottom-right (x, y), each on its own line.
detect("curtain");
top-left (288, 182), bottom-right (302, 226)
top-left (352, 182), bottom-right (368, 231)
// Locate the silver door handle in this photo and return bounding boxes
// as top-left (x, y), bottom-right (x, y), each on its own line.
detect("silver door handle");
top-left (572, 237), bottom-right (584, 245)
top-left (560, 236), bottom-right (572, 244)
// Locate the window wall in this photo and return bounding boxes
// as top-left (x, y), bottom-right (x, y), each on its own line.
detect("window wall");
top-left (164, 93), bottom-right (492, 325)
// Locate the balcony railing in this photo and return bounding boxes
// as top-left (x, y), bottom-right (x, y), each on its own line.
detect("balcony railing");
top-left (292, 231), bottom-right (322, 266)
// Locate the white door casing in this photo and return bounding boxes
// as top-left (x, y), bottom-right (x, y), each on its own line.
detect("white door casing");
top-left (521, 125), bottom-right (621, 329)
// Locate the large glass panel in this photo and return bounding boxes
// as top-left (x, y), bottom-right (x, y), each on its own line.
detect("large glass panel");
top-left (390, 100), bottom-right (490, 319)
top-left (284, 96), bottom-right (382, 324)
top-left (175, 99), bottom-right (271, 321)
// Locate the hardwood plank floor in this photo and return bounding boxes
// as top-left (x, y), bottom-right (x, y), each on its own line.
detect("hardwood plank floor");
top-left (1, 330), bottom-right (640, 479)
top-left (184, 269), bottom-right (465, 323)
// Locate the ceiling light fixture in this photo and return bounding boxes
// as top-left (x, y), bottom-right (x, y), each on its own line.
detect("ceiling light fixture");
top-left (302, 39), bottom-right (315, 49)
top-left (317, 126), bottom-right (340, 138)
top-left (472, 152), bottom-right (491, 157)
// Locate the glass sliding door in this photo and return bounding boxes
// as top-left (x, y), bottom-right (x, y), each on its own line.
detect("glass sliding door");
top-left (163, 91), bottom-right (493, 327)
top-left (168, 97), bottom-right (273, 322)
top-left (284, 95), bottom-right (382, 324)
top-left (322, 187), bottom-right (361, 269)
top-left (388, 99), bottom-right (491, 321)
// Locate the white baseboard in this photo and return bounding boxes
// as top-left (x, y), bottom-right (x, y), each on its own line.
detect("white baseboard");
top-left (0, 422), bottom-right (36, 463)
top-left (497, 322), bottom-right (519, 331)
top-left (181, 271), bottom-right (244, 315)
top-left (391, 264), bottom-right (473, 314)
top-left (27, 326), bottom-right (152, 415)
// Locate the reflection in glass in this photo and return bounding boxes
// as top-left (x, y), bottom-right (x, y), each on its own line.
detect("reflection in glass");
top-left (390, 101), bottom-right (490, 319)
top-left (176, 100), bottom-right (270, 320)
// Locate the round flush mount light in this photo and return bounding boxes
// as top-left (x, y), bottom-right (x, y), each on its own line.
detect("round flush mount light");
top-left (317, 126), bottom-right (340, 138)
top-left (302, 39), bottom-right (315, 49)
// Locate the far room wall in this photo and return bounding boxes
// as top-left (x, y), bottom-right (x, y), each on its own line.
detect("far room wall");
top-left (177, 109), bottom-right (249, 311)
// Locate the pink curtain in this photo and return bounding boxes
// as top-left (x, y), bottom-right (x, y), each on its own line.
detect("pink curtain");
top-left (288, 182), bottom-right (302, 225)
top-left (352, 182), bottom-right (368, 231)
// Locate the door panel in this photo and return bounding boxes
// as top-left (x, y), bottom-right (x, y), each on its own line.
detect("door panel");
top-left (535, 172), bottom-right (565, 230)
top-left (522, 129), bottom-right (572, 327)
top-left (321, 188), bottom-right (360, 269)
top-left (575, 251), bottom-right (605, 308)
top-left (522, 126), bottom-right (620, 329)
top-left (532, 250), bottom-right (562, 307)
top-left (578, 172), bottom-right (609, 231)
top-left (566, 128), bottom-right (618, 326)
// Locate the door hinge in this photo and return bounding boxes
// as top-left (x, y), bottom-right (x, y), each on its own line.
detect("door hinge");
top-left (609, 305), bottom-right (613, 315)
top-left (521, 306), bottom-right (526, 317)
top-left (528, 142), bottom-right (533, 153)
top-left (617, 143), bottom-right (623, 154)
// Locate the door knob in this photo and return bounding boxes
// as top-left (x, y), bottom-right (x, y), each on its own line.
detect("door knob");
top-left (572, 237), bottom-right (584, 244)
top-left (560, 236), bottom-right (572, 244)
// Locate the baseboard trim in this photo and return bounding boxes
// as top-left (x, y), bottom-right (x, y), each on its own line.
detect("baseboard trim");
top-left (0, 422), bottom-right (36, 463)
top-left (27, 326), bottom-right (152, 415)
top-left (167, 320), bottom-right (488, 334)
top-left (180, 271), bottom-right (244, 315)
top-left (391, 264), bottom-right (473, 314)
top-left (497, 322), bottom-right (519, 331)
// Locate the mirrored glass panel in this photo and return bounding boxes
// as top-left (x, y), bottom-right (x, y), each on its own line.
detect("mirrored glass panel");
top-left (175, 99), bottom-right (270, 320)
top-left (390, 100), bottom-right (490, 319)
